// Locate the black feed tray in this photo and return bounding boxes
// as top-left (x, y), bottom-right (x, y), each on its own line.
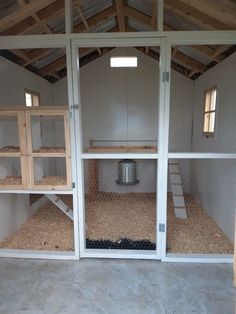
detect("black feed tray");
top-left (86, 238), bottom-right (156, 250)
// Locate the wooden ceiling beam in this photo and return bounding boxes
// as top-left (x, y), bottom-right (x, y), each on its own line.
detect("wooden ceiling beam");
top-left (75, 3), bottom-right (103, 56)
top-left (124, 5), bottom-right (151, 25)
top-left (124, 5), bottom-right (206, 72)
top-left (115, 0), bottom-right (126, 32)
top-left (1, 0), bottom-right (64, 35)
top-left (189, 45), bottom-right (221, 63)
top-left (23, 48), bottom-right (54, 66)
top-left (145, 1), bottom-right (157, 54)
top-left (173, 51), bottom-right (206, 73)
top-left (179, 0), bottom-right (236, 29)
top-left (0, 0), bottom-right (57, 32)
top-left (38, 56), bottom-right (66, 77)
top-left (11, 49), bottom-right (31, 63)
top-left (164, 0), bottom-right (231, 30)
top-left (16, 0), bottom-right (53, 34)
top-left (74, 5), bottom-right (117, 32)
top-left (211, 45), bottom-right (230, 59)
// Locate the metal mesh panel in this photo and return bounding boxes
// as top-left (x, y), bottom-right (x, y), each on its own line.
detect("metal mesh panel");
top-left (79, 47), bottom-right (159, 153)
top-left (31, 115), bottom-right (65, 153)
top-left (167, 159), bottom-right (235, 254)
top-left (0, 115), bottom-right (19, 152)
top-left (0, 194), bottom-right (74, 251)
top-left (84, 159), bottom-right (157, 250)
top-left (33, 157), bottom-right (67, 187)
top-left (0, 157), bottom-right (22, 186)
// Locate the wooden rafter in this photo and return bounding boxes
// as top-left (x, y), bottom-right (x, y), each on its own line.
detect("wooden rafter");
top-left (74, 5), bottom-right (117, 33)
top-left (16, 0), bottom-right (53, 34)
top-left (124, 5), bottom-right (206, 73)
top-left (115, 0), bottom-right (126, 32)
top-left (1, 0), bottom-right (65, 36)
top-left (75, 3), bottom-right (102, 56)
top-left (164, 0), bottom-right (231, 31)
top-left (38, 56), bottom-right (66, 77)
top-left (0, 0), bottom-right (57, 33)
top-left (23, 49), bottom-right (54, 67)
top-left (173, 51), bottom-right (206, 73)
top-left (1, 1), bottom-right (234, 82)
top-left (179, 0), bottom-right (236, 29)
top-left (145, 1), bottom-right (157, 54)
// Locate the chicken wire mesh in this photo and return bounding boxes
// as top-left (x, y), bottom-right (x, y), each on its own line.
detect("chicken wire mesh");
top-left (33, 157), bottom-right (67, 187)
top-left (79, 47), bottom-right (159, 153)
top-left (84, 159), bottom-right (157, 250)
top-left (167, 158), bottom-right (235, 254)
top-left (0, 194), bottom-right (74, 251)
top-left (0, 115), bottom-right (19, 152)
top-left (31, 115), bottom-right (65, 153)
top-left (0, 157), bottom-right (22, 186)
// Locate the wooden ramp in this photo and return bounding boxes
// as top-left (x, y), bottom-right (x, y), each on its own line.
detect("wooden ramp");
top-left (169, 160), bottom-right (187, 219)
top-left (45, 194), bottom-right (73, 220)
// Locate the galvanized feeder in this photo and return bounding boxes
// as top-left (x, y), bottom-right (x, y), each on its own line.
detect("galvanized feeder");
top-left (116, 159), bottom-right (139, 185)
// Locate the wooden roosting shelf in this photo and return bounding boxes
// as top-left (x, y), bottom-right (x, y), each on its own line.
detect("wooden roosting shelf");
top-left (0, 107), bottom-right (71, 191)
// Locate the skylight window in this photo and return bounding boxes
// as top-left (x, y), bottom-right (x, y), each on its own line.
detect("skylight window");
top-left (110, 57), bottom-right (138, 68)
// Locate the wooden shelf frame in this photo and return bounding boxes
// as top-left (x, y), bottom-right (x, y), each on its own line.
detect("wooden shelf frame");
top-left (0, 107), bottom-right (72, 191)
top-left (0, 110), bottom-right (27, 189)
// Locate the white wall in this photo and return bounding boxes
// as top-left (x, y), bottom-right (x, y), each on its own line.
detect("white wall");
top-left (53, 48), bottom-right (193, 193)
top-left (192, 52), bottom-right (236, 241)
top-left (0, 194), bottom-right (31, 241)
top-left (0, 57), bottom-right (55, 238)
top-left (192, 52), bottom-right (236, 153)
top-left (0, 56), bottom-right (53, 107)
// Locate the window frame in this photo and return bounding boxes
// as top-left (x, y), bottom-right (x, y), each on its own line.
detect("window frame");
top-left (24, 89), bottom-right (40, 107)
top-left (202, 85), bottom-right (218, 138)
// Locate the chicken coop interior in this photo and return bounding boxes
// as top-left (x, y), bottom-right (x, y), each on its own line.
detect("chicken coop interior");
top-left (0, 0), bottom-right (235, 260)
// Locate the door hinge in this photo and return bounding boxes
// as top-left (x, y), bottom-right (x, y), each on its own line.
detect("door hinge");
top-left (162, 72), bottom-right (169, 82)
top-left (71, 105), bottom-right (80, 110)
top-left (159, 223), bottom-right (165, 232)
top-left (72, 182), bottom-right (76, 189)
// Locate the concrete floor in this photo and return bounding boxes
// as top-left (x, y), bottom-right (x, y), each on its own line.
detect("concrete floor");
top-left (0, 258), bottom-right (235, 314)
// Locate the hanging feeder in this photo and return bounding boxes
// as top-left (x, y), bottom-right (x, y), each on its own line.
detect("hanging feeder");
top-left (116, 159), bottom-right (139, 185)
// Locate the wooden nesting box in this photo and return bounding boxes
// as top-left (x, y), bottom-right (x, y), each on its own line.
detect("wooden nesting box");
top-left (0, 106), bottom-right (71, 191)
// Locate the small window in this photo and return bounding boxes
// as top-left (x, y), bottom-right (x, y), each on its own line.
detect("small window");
top-left (203, 86), bottom-right (217, 137)
top-left (110, 56), bottom-right (138, 67)
top-left (25, 89), bottom-right (40, 107)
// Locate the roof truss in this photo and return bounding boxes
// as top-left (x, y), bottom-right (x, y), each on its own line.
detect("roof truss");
top-left (0, 0), bottom-right (235, 83)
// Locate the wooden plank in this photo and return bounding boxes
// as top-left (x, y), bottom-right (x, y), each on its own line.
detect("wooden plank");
top-left (1, 0), bottom-right (64, 35)
top-left (0, 0), bottom-right (57, 32)
top-left (174, 51), bottom-right (206, 72)
top-left (145, 1), bottom-right (157, 54)
top-left (23, 48), bottom-right (53, 66)
top-left (16, 0), bottom-right (53, 34)
top-left (0, 106), bottom-right (68, 112)
top-left (38, 56), bottom-right (66, 77)
top-left (74, 5), bottom-right (117, 33)
top-left (234, 215), bottom-right (236, 287)
top-left (87, 145), bottom-right (157, 153)
top-left (115, 0), bottom-right (126, 32)
top-left (234, 215), bottom-right (236, 288)
top-left (64, 111), bottom-right (72, 190)
top-left (179, 0), bottom-right (236, 29)
top-left (124, 5), bottom-right (151, 26)
top-left (18, 111), bottom-right (28, 189)
top-left (165, 0), bottom-right (231, 30)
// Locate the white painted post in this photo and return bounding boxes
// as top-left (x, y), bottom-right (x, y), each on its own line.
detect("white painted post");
top-left (158, 0), bottom-right (164, 32)
top-left (66, 41), bottom-right (80, 259)
top-left (65, 0), bottom-right (73, 34)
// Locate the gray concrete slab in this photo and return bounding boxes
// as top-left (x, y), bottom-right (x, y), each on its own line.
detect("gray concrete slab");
top-left (0, 258), bottom-right (235, 314)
